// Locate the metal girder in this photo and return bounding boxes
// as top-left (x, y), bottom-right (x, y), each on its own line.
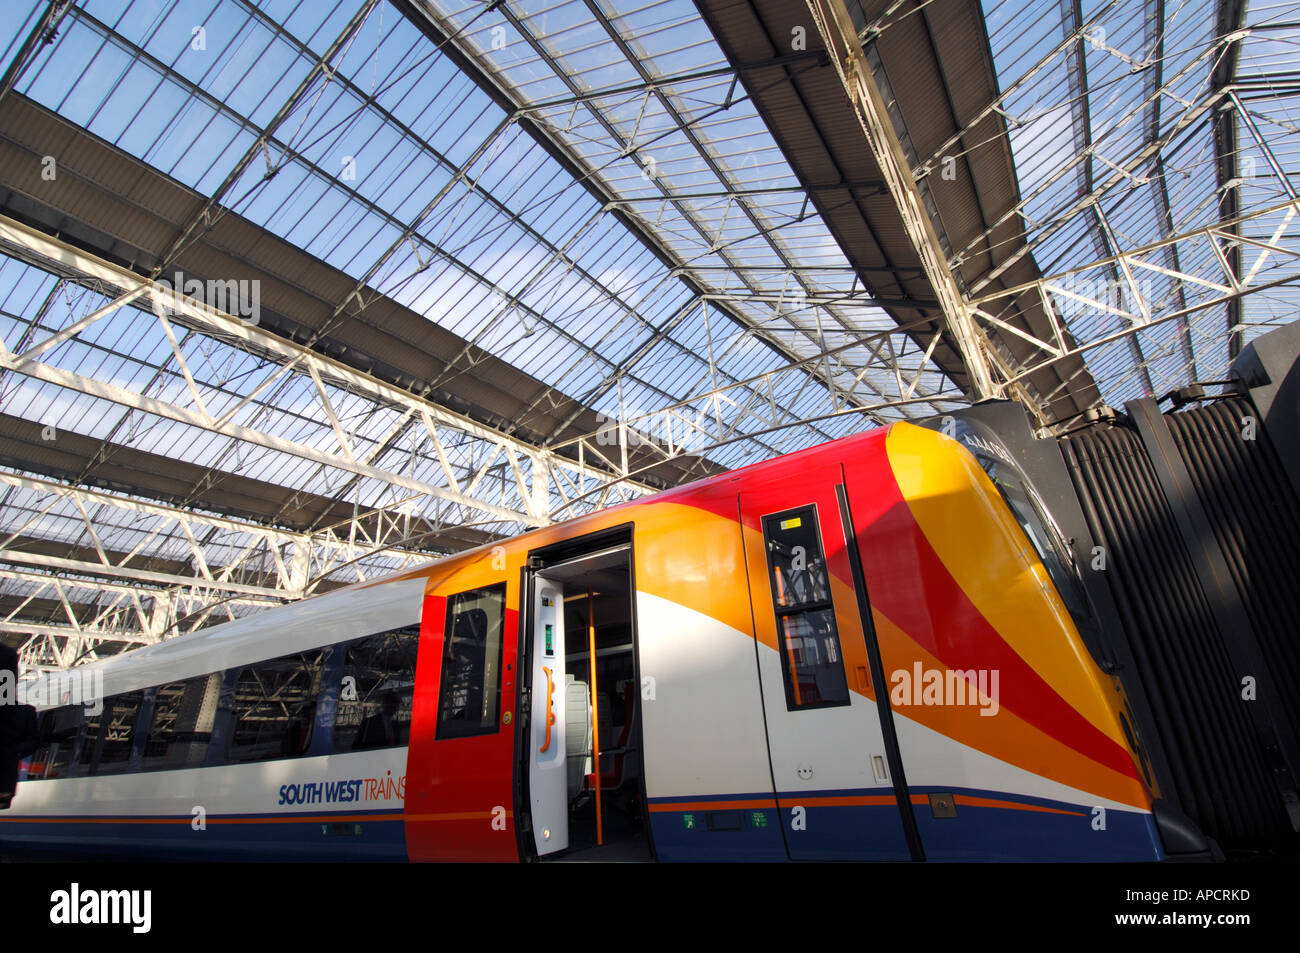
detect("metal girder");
top-left (0, 471), bottom-right (427, 593)
top-left (53, 1), bottom-right (698, 495)
top-left (699, 291), bottom-right (940, 311)
top-left (1142, 0), bottom-right (1198, 380)
top-left (806, 0), bottom-right (998, 403)
top-left (0, 550), bottom-right (285, 600)
top-left (548, 319), bottom-right (971, 485)
top-left (0, 205), bottom-right (677, 664)
top-left (0, 468), bottom-right (447, 667)
top-left (960, 41), bottom-right (1235, 294)
top-left (10, 624), bottom-right (141, 671)
top-left (0, 1), bottom-right (74, 103)
top-left (803, 0), bottom-right (1289, 422)
top-left (1060, 0), bottom-right (1156, 399)
top-left (970, 198), bottom-right (1300, 395)
top-left (402, 0), bottom-right (933, 442)
top-left (0, 459), bottom-right (496, 666)
top-left (887, 0), bottom-right (1237, 301)
top-left (150, 0), bottom-right (384, 275)
top-left (1214, 0), bottom-right (1250, 358)
top-left (0, 214), bottom-right (658, 529)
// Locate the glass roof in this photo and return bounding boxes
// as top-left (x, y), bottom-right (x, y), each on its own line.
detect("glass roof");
top-left (2, 0), bottom-right (963, 502)
top-left (1, 0), bottom-right (1294, 654)
top-left (977, 0), bottom-right (1300, 407)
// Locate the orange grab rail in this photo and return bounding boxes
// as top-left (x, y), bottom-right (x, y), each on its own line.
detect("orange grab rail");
top-left (540, 665), bottom-right (556, 753)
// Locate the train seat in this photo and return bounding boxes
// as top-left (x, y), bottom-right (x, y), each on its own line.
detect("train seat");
top-left (564, 675), bottom-right (592, 800)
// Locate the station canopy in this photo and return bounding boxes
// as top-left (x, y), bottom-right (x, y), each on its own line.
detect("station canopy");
top-left (0, 0), bottom-right (1295, 666)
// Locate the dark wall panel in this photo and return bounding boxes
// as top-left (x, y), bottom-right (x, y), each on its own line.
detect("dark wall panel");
top-left (1061, 408), bottom-right (1295, 851)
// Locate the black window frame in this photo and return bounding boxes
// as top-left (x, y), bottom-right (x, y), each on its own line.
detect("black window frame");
top-left (760, 504), bottom-right (851, 711)
top-left (435, 582), bottom-right (508, 740)
top-left (94, 690), bottom-right (146, 775)
top-left (74, 700), bottom-right (107, 777)
top-left (29, 705), bottom-right (83, 780)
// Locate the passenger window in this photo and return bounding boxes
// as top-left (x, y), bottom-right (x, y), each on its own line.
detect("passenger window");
top-left (227, 650), bottom-right (323, 763)
top-left (75, 703), bottom-right (105, 776)
top-left (142, 674), bottom-right (219, 771)
top-left (95, 691), bottom-right (144, 775)
top-left (762, 506), bottom-right (850, 710)
top-left (334, 626), bottom-right (420, 752)
top-left (436, 584), bottom-right (506, 739)
top-left (29, 706), bottom-right (82, 780)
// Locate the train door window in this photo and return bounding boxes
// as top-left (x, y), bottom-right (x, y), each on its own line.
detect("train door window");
top-left (436, 584), bottom-right (506, 740)
top-left (226, 650), bottom-right (323, 764)
top-left (142, 674), bottom-right (219, 771)
top-left (334, 625), bottom-right (420, 752)
top-left (96, 691), bottom-right (144, 775)
top-left (761, 506), bottom-right (850, 710)
top-left (28, 706), bottom-right (82, 780)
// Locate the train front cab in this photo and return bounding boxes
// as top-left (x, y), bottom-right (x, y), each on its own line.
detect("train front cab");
top-left (405, 422), bottom-right (1175, 862)
top-left (626, 422), bottom-right (1169, 862)
top-left (850, 422), bottom-right (1168, 861)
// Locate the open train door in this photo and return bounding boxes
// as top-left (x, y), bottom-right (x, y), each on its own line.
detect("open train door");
top-left (525, 572), bottom-right (569, 856)
top-left (737, 457), bottom-right (919, 861)
top-left (517, 528), bottom-right (650, 861)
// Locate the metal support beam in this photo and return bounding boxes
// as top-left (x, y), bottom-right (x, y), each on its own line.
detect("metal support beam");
top-left (549, 339), bottom-right (971, 495)
top-left (0, 214), bottom-right (657, 529)
top-left (971, 200), bottom-right (1300, 391)
top-left (807, 0), bottom-right (997, 401)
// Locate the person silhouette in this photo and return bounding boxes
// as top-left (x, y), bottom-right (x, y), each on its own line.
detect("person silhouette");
top-left (0, 644), bottom-right (38, 809)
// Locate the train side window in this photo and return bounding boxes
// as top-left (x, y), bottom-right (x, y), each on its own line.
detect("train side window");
top-left (334, 626), bottom-right (420, 752)
top-left (142, 674), bottom-right (220, 771)
top-left (436, 583), bottom-right (506, 740)
top-left (74, 702), bottom-right (106, 776)
top-left (761, 506), bottom-right (850, 710)
top-left (226, 650), bottom-right (323, 764)
top-left (95, 691), bottom-right (145, 775)
top-left (28, 706), bottom-right (82, 780)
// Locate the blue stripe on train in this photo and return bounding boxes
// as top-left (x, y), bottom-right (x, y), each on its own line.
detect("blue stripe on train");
top-left (646, 787), bottom-right (1164, 862)
top-left (0, 810), bottom-right (407, 862)
top-left (908, 786), bottom-right (1164, 862)
top-left (649, 816), bottom-right (786, 862)
top-left (646, 791), bottom-right (785, 862)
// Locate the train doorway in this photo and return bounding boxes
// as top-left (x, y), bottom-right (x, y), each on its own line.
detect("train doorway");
top-left (521, 535), bottom-right (651, 862)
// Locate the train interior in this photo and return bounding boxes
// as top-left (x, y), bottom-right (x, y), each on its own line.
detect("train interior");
top-left (538, 547), bottom-right (651, 862)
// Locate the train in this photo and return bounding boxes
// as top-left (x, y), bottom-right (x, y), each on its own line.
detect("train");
top-left (0, 419), bottom-right (1203, 862)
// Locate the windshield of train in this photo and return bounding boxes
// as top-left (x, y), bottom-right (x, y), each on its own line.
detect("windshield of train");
top-left (951, 422), bottom-right (1095, 627)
